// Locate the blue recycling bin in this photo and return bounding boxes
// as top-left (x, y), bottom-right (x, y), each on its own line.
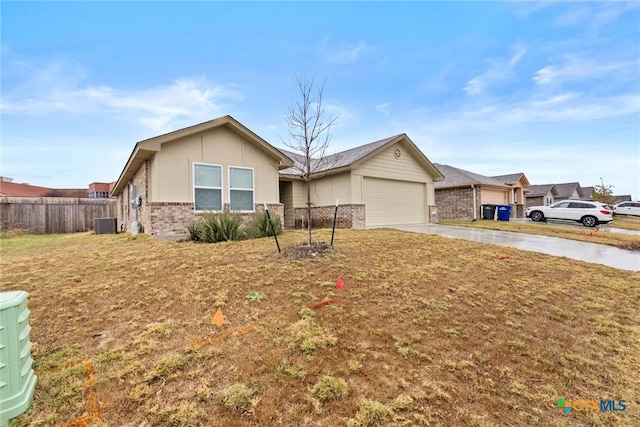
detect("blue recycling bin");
top-left (496, 204), bottom-right (512, 221)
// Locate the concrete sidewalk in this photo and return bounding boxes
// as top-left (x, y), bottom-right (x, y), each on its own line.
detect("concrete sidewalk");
top-left (387, 224), bottom-right (640, 272)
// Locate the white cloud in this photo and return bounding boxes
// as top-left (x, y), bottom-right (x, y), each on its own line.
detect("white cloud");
top-left (1, 59), bottom-right (244, 133)
top-left (320, 38), bottom-right (369, 64)
top-left (464, 46), bottom-right (527, 95)
top-left (533, 56), bottom-right (637, 86)
top-left (554, 2), bottom-right (639, 30)
top-left (375, 103), bottom-right (390, 115)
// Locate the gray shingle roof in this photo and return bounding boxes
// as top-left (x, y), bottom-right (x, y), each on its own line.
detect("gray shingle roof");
top-left (433, 164), bottom-right (510, 188)
top-left (279, 134), bottom-right (405, 176)
top-left (552, 182), bottom-right (583, 199)
top-left (491, 173), bottom-right (525, 185)
top-left (524, 184), bottom-right (558, 198)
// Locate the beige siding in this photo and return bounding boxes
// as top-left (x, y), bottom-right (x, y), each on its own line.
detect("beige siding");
top-left (309, 172), bottom-right (352, 206)
top-left (363, 177), bottom-right (426, 226)
top-left (292, 180), bottom-right (307, 208)
top-left (149, 127), bottom-right (280, 206)
top-left (279, 181), bottom-right (294, 227)
top-left (480, 188), bottom-right (509, 205)
top-left (354, 143), bottom-right (433, 184)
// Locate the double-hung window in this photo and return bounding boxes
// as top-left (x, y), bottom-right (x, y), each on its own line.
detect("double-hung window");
top-left (194, 163), bottom-right (222, 211)
top-left (229, 167), bottom-right (254, 211)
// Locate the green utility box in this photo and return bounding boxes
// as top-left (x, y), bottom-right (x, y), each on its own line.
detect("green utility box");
top-left (0, 291), bottom-right (37, 425)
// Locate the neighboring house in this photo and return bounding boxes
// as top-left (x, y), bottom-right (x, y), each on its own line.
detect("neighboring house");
top-left (433, 164), bottom-right (528, 220)
top-left (89, 182), bottom-right (115, 198)
top-left (279, 134), bottom-right (444, 228)
top-left (553, 182), bottom-right (584, 201)
top-left (581, 186), bottom-right (595, 201)
top-left (524, 184), bottom-right (559, 208)
top-left (490, 173), bottom-right (531, 217)
top-left (0, 177), bottom-right (90, 198)
top-left (111, 115), bottom-right (294, 239)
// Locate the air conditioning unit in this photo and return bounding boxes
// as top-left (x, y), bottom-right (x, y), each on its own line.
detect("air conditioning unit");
top-left (0, 291), bottom-right (37, 424)
top-left (95, 217), bottom-right (117, 234)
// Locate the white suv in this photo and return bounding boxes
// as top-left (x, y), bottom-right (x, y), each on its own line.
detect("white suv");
top-left (526, 200), bottom-right (613, 227)
top-left (613, 201), bottom-right (640, 217)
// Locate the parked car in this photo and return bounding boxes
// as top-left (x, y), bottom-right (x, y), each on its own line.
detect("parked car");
top-left (613, 201), bottom-right (640, 217)
top-left (526, 200), bottom-right (613, 227)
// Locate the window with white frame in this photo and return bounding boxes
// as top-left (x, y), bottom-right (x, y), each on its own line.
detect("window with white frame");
top-left (194, 163), bottom-right (222, 211)
top-left (229, 166), bottom-right (254, 211)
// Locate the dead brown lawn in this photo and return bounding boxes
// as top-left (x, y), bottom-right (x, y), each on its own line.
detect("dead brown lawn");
top-left (1, 229), bottom-right (638, 426)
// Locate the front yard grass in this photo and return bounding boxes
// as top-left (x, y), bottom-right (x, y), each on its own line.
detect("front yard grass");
top-left (1, 229), bottom-right (638, 426)
top-left (440, 217), bottom-right (640, 251)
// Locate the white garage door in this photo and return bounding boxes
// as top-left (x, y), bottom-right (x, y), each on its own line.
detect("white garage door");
top-left (363, 177), bottom-right (425, 226)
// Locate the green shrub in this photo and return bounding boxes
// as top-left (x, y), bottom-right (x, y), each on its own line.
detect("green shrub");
top-left (246, 210), bottom-right (283, 238)
top-left (216, 211), bottom-right (244, 241)
top-left (188, 212), bottom-right (244, 243)
top-left (186, 222), bottom-right (202, 241)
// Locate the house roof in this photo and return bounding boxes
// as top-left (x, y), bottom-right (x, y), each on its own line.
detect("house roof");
top-left (581, 186), bottom-right (594, 200)
top-left (433, 164), bottom-right (510, 189)
top-left (524, 184), bottom-right (559, 198)
top-left (552, 182), bottom-right (584, 199)
top-left (491, 172), bottom-right (531, 187)
top-left (279, 134), bottom-right (444, 181)
top-left (111, 115), bottom-right (294, 196)
top-left (0, 181), bottom-right (88, 197)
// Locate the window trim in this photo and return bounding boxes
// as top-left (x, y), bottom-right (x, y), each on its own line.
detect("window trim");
top-left (228, 166), bottom-right (255, 212)
top-left (193, 162), bottom-right (223, 212)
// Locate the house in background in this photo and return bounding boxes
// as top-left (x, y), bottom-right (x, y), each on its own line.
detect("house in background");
top-left (111, 115), bottom-right (293, 239)
top-left (89, 182), bottom-right (115, 198)
top-left (525, 182), bottom-right (583, 207)
top-left (111, 116), bottom-right (445, 239)
top-left (0, 176), bottom-right (105, 198)
top-left (490, 173), bottom-right (530, 217)
top-left (524, 184), bottom-right (559, 208)
top-left (279, 134), bottom-right (444, 228)
top-left (553, 182), bottom-right (584, 201)
top-left (433, 164), bottom-right (529, 220)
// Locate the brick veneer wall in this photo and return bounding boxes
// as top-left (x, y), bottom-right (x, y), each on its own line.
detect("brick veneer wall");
top-left (294, 204), bottom-right (366, 229)
top-left (149, 202), bottom-right (285, 239)
top-left (435, 187), bottom-right (481, 220)
top-left (117, 160), bottom-right (149, 233)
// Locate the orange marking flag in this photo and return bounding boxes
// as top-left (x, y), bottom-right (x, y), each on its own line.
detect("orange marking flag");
top-left (212, 307), bottom-right (226, 327)
top-left (335, 276), bottom-right (344, 290)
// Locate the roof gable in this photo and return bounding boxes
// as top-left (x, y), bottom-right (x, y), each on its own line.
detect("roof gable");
top-left (112, 115), bottom-right (293, 196)
top-left (280, 134), bottom-right (444, 181)
top-left (525, 184), bottom-right (558, 198)
top-left (552, 182), bottom-right (584, 198)
top-left (491, 172), bottom-right (531, 187)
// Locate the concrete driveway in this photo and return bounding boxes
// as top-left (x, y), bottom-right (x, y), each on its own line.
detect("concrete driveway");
top-left (387, 223), bottom-right (640, 272)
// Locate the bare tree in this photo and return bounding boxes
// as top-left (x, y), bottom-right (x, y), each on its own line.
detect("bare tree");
top-left (284, 75), bottom-right (338, 245)
top-left (592, 177), bottom-right (615, 206)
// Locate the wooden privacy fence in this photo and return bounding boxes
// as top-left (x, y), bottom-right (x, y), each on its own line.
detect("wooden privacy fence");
top-left (0, 197), bottom-right (118, 234)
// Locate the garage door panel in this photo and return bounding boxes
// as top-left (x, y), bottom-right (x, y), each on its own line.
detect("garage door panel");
top-left (363, 177), bottom-right (425, 226)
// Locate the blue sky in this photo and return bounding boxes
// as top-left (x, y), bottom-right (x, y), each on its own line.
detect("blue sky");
top-left (2, 1), bottom-right (639, 199)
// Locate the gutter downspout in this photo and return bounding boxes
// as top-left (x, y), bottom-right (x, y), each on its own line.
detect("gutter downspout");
top-left (471, 184), bottom-right (477, 220)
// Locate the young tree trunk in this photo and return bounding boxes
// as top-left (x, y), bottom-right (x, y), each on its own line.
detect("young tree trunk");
top-left (284, 74), bottom-right (338, 246)
top-left (306, 181), bottom-right (312, 246)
